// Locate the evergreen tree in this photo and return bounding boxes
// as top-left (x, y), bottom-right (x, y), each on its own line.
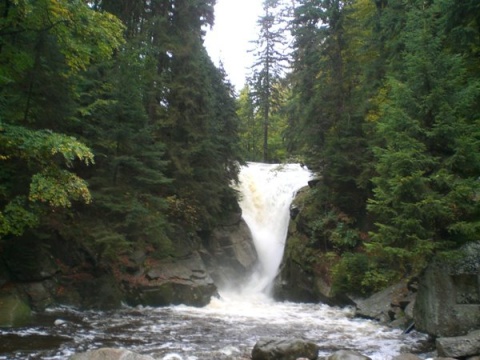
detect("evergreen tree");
top-left (95, 0), bottom-right (241, 234)
top-left (287, 0), bottom-right (372, 251)
top-left (249, 0), bottom-right (290, 162)
top-left (367, 0), bottom-right (480, 281)
top-left (237, 85), bottom-right (262, 161)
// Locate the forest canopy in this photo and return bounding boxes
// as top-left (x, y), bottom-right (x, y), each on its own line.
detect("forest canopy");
top-left (0, 0), bottom-right (478, 294)
top-left (238, 0), bottom-right (480, 292)
top-left (0, 0), bottom-right (242, 261)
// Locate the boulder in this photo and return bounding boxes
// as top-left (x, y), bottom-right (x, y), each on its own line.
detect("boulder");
top-left (127, 251), bottom-right (217, 307)
top-left (69, 348), bottom-right (154, 360)
top-left (0, 293), bottom-right (32, 327)
top-left (21, 281), bottom-right (55, 311)
top-left (355, 281), bottom-right (411, 324)
top-left (436, 330), bottom-right (480, 358)
top-left (251, 338), bottom-right (319, 360)
top-left (56, 273), bottom-right (123, 310)
top-left (414, 242), bottom-right (480, 337)
top-left (327, 350), bottom-right (371, 360)
top-left (201, 217), bottom-right (258, 289)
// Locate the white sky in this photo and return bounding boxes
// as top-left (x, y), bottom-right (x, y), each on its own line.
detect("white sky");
top-left (204, 0), bottom-right (264, 92)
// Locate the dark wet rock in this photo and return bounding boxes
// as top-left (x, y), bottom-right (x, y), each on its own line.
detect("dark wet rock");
top-left (436, 330), bottom-right (480, 358)
top-left (348, 277), bottom-right (422, 332)
top-left (201, 216), bottom-right (258, 289)
top-left (327, 350), bottom-right (371, 360)
top-left (21, 281), bottom-right (55, 311)
top-left (69, 348), bottom-right (154, 360)
top-left (251, 337), bottom-right (319, 360)
top-left (127, 251), bottom-right (217, 307)
top-left (274, 186), bottom-right (354, 307)
top-left (391, 354), bottom-right (422, 360)
top-left (2, 232), bottom-right (59, 282)
top-left (414, 241), bottom-right (480, 337)
top-left (355, 280), bottom-right (412, 324)
top-left (0, 260), bottom-right (9, 287)
top-left (308, 177), bottom-right (322, 188)
top-left (0, 293), bottom-right (32, 327)
top-left (56, 274), bottom-right (123, 310)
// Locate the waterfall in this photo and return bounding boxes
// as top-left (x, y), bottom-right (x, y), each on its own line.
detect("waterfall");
top-left (4, 162), bottom-right (429, 359)
top-left (235, 162), bottom-right (312, 296)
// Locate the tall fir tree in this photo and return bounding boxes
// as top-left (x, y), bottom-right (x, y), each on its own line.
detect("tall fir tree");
top-left (249, 0), bottom-right (290, 162)
top-left (367, 0), bottom-right (480, 280)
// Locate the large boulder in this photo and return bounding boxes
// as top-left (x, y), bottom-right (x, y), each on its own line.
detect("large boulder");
top-left (414, 242), bottom-right (480, 337)
top-left (354, 280), bottom-right (416, 329)
top-left (126, 251), bottom-right (217, 307)
top-left (69, 348), bottom-right (154, 360)
top-left (201, 214), bottom-right (258, 289)
top-left (436, 330), bottom-right (480, 358)
top-left (251, 338), bottom-right (319, 360)
top-left (327, 350), bottom-right (371, 360)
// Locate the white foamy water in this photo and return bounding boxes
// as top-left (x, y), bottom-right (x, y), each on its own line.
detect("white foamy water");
top-left (234, 162), bottom-right (312, 295)
top-left (0, 300), bottom-right (427, 359)
top-left (0, 163), bottom-right (429, 359)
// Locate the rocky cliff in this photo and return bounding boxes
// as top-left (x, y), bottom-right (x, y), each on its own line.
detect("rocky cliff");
top-left (273, 185), bottom-right (352, 306)
top-left (0, 207), bottom-right (258, 327)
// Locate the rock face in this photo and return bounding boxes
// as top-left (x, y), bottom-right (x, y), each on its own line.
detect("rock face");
top-left (274, 186), bottom-right (353, 306)
top-left (0, 206), bottom-right (258, 312)
top-left (69, 348), bottom-right (154, 360)
top-left (414, 241), bottom-right (480, 337)
top-left (251, 338), bottom-right (319, 360)
top-left (126, 251), bottom-right (217, 307)
top-left (354, 280), bottom-right (416, 329)
top-left (436, 330), bottom-right (480, 358)
top-left (201, 213), bottom-right (258, 290)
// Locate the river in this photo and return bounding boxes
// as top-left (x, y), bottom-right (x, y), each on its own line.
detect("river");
top-left (0, 163), bottom-right (428, 359)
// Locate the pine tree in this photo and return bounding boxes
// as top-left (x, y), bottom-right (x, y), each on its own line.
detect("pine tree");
top-left (367, 0), bottom-right (480, 279)
top-left (250, 0), bottom-right (290, 162)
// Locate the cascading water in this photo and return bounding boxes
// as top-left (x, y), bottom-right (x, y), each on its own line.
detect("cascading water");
top-left (0, 163), bottom-right (429, 360)
top-left (234, 162), bottom-right (312, 295)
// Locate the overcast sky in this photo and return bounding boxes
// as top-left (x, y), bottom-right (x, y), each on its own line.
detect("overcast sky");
top-left (204, 0), bottom-right (264, 92)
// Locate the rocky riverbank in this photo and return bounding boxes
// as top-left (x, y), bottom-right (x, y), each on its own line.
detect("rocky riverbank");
top-left (275, 183), bottom-right (480, 359)
top-left (0, 207), bottom-right (257, 326)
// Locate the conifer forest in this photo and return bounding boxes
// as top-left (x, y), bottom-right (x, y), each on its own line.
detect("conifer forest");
top-left (1, 0), bottom-right (479, 294)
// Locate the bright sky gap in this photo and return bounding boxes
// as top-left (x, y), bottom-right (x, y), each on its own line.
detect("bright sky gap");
top-left (204, 0), bottom-right (264, 91)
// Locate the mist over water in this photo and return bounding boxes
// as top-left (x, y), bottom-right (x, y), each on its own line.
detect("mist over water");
top-left (0, 163), bottom-right (429, 360)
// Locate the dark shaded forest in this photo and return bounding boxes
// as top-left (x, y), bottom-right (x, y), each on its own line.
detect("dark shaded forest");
top-left (1, 0), bottom-right (479, 295)
top-left (0, 0), bottom-right (242, 266)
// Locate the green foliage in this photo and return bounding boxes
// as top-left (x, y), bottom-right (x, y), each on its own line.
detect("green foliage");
top-left (0, 122), bottom-right (94, 167)
top-left (0, 122), bottom-right (94, 238)
top-left (29, 169), bottom-right (91, 207)
top-left (285, 0), bottom-right (480, 293)
top-left (0, 197), bottom-right (38, 237)
top-left (57, 0), bottom-right (242, 262)
top-left (0, 0), bottom-right (123, 241)
top-left (367, 0), bottom-right (480, 278)
top-left (247, 0), bottom-right (291, 162)
top-left (331, 252), bottom-right (398, 295)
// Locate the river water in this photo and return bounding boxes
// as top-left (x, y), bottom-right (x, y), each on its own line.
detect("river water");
top-left (0, 163), bottom-right (428, 359)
